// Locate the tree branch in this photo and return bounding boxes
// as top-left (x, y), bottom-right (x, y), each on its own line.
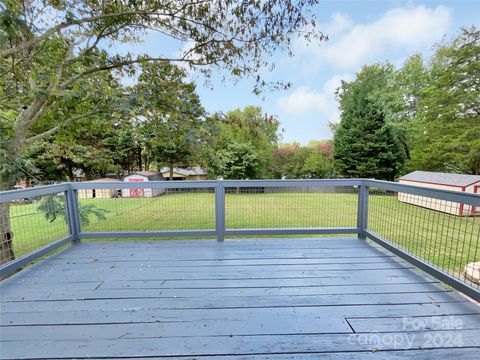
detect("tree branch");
top-left (25, 109), bottom-right (102, 144)
top-left (59, 55), bottom-right (214, 90)
top-left (0, 9), bottom-right (174, 59)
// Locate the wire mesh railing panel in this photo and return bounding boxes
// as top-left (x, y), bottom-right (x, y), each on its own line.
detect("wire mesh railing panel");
top-left (224, 186), bottom-right (358, 230)
top-left (1, 193), bottom-right (70, 267)
top-left (78, 187), bottom-right (215, 234)
top-left (368, 188), bottom-right (480, 290)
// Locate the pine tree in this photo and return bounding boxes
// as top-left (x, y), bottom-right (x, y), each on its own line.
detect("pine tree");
top-left (333, 65), bottom-right (406, 180)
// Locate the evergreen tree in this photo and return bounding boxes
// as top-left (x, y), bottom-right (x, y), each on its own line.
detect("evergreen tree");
top-left (333, 66), bottom-right (406, 180)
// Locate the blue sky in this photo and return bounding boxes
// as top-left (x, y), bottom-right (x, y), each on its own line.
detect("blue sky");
top-left (123, 1), bottom-right (480, 144)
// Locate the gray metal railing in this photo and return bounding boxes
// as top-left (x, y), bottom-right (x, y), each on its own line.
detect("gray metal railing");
top-left (0, 179), bottom-right (479, 300)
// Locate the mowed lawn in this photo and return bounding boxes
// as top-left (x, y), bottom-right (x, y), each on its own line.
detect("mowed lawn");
top-left (8, 192), bottom-right (479, 275)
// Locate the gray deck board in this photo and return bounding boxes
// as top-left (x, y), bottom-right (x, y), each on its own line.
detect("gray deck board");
top-left (1, 237), bottom-right (479, 359)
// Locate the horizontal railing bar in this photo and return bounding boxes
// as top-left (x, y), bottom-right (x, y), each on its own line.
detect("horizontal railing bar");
top-left (0, 235), bottom-right (73, 277)
top-left (225, 228), bottom-right (359, 236)
top-left (79, 228), bottom-right (359, 239)
top-left (222, 179), bottom-right (363, 188)
top-left (71, 181), bottom-right (218, 190)
top-left (71, 179), bottom-right (363, 190)
top-left (365, 230), bottom-right (480, 302)
top-left (0, 183), bottom-right (70, 202)
top-left (79, 230), bottom-right (217, 239)
top-left (3, 180), bottom-right (479, 206)
top-left (365, 179), bottom-right (480, 206)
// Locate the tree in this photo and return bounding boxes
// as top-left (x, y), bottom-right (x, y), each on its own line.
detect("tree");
top-left (133, 62), bottom-right (205, 179)
top-left (1, 0), bottom-right (325, 186)
top-left (203, 106), bottom-right (280, 179)
top-left (301, 148), bottom-right (335, 178)
top-left (269, 143), bottom-right (301, 178)
top-left (408, 27), bottom-right (480, 174)
top-left (270, 142), bottom-right (335, 179)
top-left (333, 65), bottom-right (407, 180)
top-left (31, 113), bottom-right (139, 181)
top-left (381, 55), bottom-right (429, 163)
top-left (1, 1), bottom-right (325, 263)
top-left (209, 141), bottom-right (259, 180)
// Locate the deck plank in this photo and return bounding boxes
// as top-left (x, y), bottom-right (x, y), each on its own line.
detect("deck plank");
top-left (2, 329), bottom-right (480, 359)
top-left (0, 292), bottom-right (466, 313)
top-left (59, 348), bottom-right (480, 360)
top-left (1, 237), bottom-right (479, 359)
top-left (0, 282), bottom-right (449, 301)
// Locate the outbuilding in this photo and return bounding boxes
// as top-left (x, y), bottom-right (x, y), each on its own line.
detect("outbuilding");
top-left (122, 171), bottom-right (164, 198)
top-left (160, 167), bottom-right (207, 181)
top-left (398, 171), bottom-right (480, 216)
top-left (77, 178), bottom-right (122, 199)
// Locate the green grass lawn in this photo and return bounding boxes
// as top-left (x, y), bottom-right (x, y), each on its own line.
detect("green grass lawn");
top-left (8, 192), bottom-right (479, 276)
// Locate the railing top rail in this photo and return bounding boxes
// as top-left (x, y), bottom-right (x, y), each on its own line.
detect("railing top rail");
top-left (221, 179), bottom-right (363, 188)
top-left (0, 183), bottom-right (70, 202)
top-left (70, 178), bottom-right (364, 190)
top-left (0, 179), bottom-right (362, 201)
top-left (365, 179), bottom-right (480, 207)
top-left (2, 178), bottom-right (480, 206)
top-left (71, 180), bottom-right (218, 190)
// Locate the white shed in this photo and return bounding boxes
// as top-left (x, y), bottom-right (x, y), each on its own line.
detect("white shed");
top-left (77, 178), bottom-right (122, 199)
top-left (122, 171), bottom-right (164, 198)
top-left (398, 171), bottom-right (480, 216)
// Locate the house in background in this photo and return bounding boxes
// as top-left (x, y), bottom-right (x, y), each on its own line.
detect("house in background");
top-left (398, 171), bottom-right (480, 216)
top-left (122, 171), bottom-right (165, 198)
top-left (160, 167), bottom-right (207, 181)
top-left (78, 178), bottom-right (122, 199)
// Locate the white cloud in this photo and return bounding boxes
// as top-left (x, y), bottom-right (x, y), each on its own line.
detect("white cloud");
top-left (302, 5), bottom-right (452, 70)
top-left (324, 12), bottom-right (354, 35)
top-left (277, 86), bottom-right (328, 114)
top-left (277, 73), bottom-right (352, 121)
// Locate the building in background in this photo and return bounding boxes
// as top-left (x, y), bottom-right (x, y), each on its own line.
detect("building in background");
top-left (122, 171), bottom-right (164, 198)
top-left (398, 171), bottom-right (480, 216)
top-left (160, 167), bottom-right (207, 181)
top-left (77, 178), bottom-right (122, 199)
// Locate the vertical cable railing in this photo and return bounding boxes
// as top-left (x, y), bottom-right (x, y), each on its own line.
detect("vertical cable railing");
top-left (0, 178), bottom-right (479, 302)
top-left (365, 180), bottom-right (480, 300)
top-left (0, 184), bottom-right (75, 276)
top-left (223, 182), bottom-right (358, 235)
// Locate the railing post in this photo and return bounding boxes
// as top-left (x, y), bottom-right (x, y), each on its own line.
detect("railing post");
top-left (215, 181), bottom-right (225, 242)
top-left (65, 187), bottom-right (81, 242)
top-left (357, 182), bottom-right (369, 240)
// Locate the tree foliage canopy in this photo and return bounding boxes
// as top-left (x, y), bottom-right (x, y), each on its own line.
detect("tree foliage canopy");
top-left (133, 61), bottom-right (205, 177)
top-left (203, 106), bottom-right (280, 179)
top-left (269, 141), bottom-right (335, 179)
top-left (0, 0), bottom-right (325, 188)
top-left (409, 27), bottom-right (480, 174)
top-left (333, 65), bottom-right (407, 180)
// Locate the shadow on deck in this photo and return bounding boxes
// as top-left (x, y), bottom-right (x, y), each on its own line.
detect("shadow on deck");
top-left (1, 237), bottom-right (479, 359)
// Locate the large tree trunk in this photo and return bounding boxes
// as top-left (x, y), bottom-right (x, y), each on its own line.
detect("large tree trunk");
top-left (67, 163), bottom-right (74, 182)
top-left (0, 90), bottom-right (55, 266)
top-left (169, 165), bottom-right (174, 181)
top-left (0, 172), bottom-right (16, 266)
top-left (0, 201), bottom-right (14, 266)
top-left (137, 148), bottom-right (142, 171)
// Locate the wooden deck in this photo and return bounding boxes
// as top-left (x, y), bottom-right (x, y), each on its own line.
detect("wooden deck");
top-left (1, 237), bottom-right (479, 359)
